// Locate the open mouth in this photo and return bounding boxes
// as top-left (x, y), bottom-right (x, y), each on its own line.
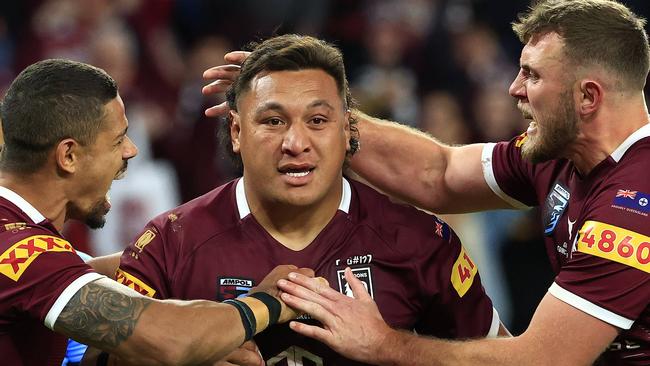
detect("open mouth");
top-left (285, 169), bottom-right (313, 177)
top-left (278, 165), bottom-right (315, 178)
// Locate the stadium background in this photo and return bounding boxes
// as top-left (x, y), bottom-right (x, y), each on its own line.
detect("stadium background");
top-left (0, 0), bottom-right (648, 335)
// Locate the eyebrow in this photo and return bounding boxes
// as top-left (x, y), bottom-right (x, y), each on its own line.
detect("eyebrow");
top-left (254, 102), bottom-right (285, 117)
top-left (252, 99), bottom-right (335, 118)
top-left (307, 100), bottom-right (335, 111)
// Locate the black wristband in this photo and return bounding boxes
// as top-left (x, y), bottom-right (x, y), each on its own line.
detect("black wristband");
top-left (223, 299), bottom-right (256, 340)
top-left (96, 351), bottom-right (110, 366)
top-left (249, 292), bottom-right (282, 326)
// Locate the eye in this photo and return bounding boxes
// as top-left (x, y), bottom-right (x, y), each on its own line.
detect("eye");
top-left (265, 118), bottom-right (284, 126)
top-left (522, 69), bottom-right (538, 82)
top-left (310, 117), bottom-right (327, 125)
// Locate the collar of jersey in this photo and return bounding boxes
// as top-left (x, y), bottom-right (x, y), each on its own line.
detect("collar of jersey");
top-left (235, 177), bottom-right (352, 219)
top-left (610, 123), bottom-right (650, 162)
top-left (0, 186), bottom-right (46, 224)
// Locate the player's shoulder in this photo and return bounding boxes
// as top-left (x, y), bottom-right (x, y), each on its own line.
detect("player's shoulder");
top-left (0, 222), bottom-right (61, 251)
top-left (351, 180), bottom-right (453, 249)
top-left (571, 140), bottom-right (650, 271)
top-left (351, 180), bottom-right (430, 222)
top-left (150, 180), bottom-right (239, 234)
top-left (136, 180), bottom-right (240, 256)
top-left (0, 223), bottom-right (81, 283)
top-left (587, 140), bottom-right (650, 230)
top-left (612, 137), bottom-right (650, 178)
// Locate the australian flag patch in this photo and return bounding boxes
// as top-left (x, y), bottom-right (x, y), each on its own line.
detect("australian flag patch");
top-left (612, 189), bottom-right (650, 213)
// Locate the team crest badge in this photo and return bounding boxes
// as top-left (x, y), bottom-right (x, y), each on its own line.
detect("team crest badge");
top-left (217, 277), bottom-right (254, 301)
top-left (543, 182), bottom-right (570, 236)
top-left (337, 267), bottom-right (374, 299)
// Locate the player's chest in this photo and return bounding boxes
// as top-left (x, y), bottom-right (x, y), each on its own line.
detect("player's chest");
top-left (173, 232), bottom-right (425, 328)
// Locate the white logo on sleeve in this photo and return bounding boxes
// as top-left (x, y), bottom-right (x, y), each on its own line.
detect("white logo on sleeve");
top-left (567, 217), bottom-right (577, 240)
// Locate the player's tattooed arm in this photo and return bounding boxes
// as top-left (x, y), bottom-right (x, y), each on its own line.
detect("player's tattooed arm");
top-left (53, 277), bottom-right (249, 365)
top-left (54, 278), bottom-right (152, 350)
top-left (55, 265), bottom-right (309, 364)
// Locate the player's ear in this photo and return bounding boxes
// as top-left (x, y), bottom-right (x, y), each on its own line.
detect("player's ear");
top-left (230, 110), bottom-right (241, 154)
top-left (55, 138), bottom-right (80, 174)
top-left (578, 79), bottom-right (603, 119)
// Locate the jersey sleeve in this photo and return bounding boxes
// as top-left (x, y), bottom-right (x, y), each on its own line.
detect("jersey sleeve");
top-left (117, 220), bottom-right (175, 299)
top-left (413, 217), bottom-right (499, 339)
top-left (482, 136), bottom-right (536, 208)
top-left (550, 186), bottom-right (650, 329)
top-left (0, 228), bottom-right (102, 329)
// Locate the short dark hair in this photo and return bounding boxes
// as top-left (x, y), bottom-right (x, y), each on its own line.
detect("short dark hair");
top-left (512, 0), bottom-right (650, 91)
top-left (220, 34), bottom-right (359, 171)
top-left (0, 59), bottom-right (118, 173)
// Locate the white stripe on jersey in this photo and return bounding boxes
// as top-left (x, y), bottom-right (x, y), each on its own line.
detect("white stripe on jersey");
top-left (481, 143), bottom-right (530, 210)
top-left (548, 282), bottom-right (634, 329)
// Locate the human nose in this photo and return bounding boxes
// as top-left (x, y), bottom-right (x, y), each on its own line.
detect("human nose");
top-left (122, 136), bottom-right (138, 159)
top-left (281, 123), bottom-right (311, 156)
top-left (509, 71), bottom-right (526, 99)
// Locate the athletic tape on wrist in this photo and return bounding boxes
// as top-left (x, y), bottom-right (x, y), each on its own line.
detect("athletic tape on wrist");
top-left (249, 292), bottom-right (281, 326)
top-left (238, 295), bottom-right (270, 333)
top-left (223, 292), bottom-right (282, 341)
top-left (223, 299), bottom-right (256, 341)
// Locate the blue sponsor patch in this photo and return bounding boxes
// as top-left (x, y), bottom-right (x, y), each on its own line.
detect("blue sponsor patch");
top-left (613, 189), bottom-right (650, 213)
top-left (543, 182), bottom-right (570, 235)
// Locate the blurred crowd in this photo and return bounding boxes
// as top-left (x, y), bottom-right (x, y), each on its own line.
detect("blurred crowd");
top-left (0, 0), bottom-right (648, 334)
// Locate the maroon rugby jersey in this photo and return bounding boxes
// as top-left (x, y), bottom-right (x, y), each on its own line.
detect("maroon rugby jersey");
top-left (0, 187), bottom-right (101, 366)
top-left (118, 178), bottom-right (498, 365)
top-left (483, 124), bottom-right (650, 365)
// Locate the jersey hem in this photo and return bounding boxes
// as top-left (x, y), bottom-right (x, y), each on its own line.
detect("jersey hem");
top-left (481, 143), bottom-right (529, 210)
top-left (44, 272), bottom-right (106, 329)
top-left (487, 307), bottom-right (500, 338)
top-left (548, 282), bottom-right (634, 329)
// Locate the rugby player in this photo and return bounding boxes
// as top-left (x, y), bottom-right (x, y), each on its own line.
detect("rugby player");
top-left (272, 1), bottom-right (650, 364)
top-left (113, 34), bottom-right (506, 365)
top-left (0, 59), bottom-right (309, 366)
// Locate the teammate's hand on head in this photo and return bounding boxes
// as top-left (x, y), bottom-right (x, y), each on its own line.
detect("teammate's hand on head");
top-left (213, 340), bottom-right (263, 366)
top-left (251, 264), bottom-right (315, 323)
top-left (202, 51), bottom-right (251, 118)
top-left (277, 267), bottom-right (394, 364)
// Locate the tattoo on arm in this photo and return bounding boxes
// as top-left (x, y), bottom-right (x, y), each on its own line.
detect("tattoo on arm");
top-left (54, 280), bottom-right (153, 350)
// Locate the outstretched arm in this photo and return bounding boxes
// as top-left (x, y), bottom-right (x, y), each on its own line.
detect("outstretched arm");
top-left (279, 269), bottom-right (618, 366)
top-left (350, 112), bottom-right (510, 213)
top-left (56, 265), bottom-right (312, 365)
top-left (56, 277), bottom-right (243, 365)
